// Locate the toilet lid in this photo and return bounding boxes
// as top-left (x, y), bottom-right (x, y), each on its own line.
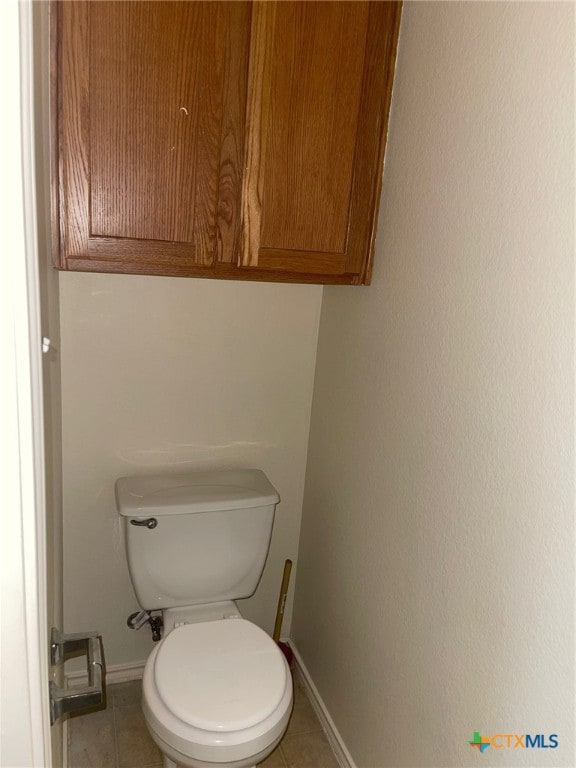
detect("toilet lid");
top-left (154, 619), bottom-right (287, 733)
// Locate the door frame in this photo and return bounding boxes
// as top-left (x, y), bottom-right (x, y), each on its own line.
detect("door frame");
top-left (1, 1), bottom-right (52, 765)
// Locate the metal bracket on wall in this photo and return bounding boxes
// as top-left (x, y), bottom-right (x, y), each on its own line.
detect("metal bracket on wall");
top-left (49, 628), bottom-right (104, 725)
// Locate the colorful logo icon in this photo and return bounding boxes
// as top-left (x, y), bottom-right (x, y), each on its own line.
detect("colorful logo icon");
top-left (469, 732), bottom-right (491, 753)
top-left (468, 730), bottom-right (558, 752)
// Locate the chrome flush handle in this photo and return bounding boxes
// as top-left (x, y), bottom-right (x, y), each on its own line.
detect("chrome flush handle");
top-left (130, 517), bottom-right (158, 529)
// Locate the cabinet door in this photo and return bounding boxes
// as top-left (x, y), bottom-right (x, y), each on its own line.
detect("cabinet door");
top-left (55, 1), bottom-right (250, 274)
top-left (240, 1), bottom-right (401, 284)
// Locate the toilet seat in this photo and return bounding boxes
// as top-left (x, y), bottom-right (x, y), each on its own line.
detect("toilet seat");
top-left (155, 619), bottom-right (287, 732)
top-left (142, 619), bottom-right (293, 765)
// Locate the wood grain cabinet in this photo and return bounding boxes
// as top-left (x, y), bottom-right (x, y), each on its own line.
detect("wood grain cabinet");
top-left (52, 1), bottom-right (401, 285)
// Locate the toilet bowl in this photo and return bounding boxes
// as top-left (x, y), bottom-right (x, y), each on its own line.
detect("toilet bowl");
top-left (142, 618), bottom-right (292, 768)
top-left (115, 469), bottom-right (292, 768)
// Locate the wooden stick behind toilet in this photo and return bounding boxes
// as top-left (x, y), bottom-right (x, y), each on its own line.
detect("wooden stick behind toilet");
top-left (273, 559), bottom-right (294, 666)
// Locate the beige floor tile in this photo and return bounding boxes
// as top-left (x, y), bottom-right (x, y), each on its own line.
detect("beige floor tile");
top-left (285, 683), bottom-right (322, 737)
top-left (281, 731), bottom-right (339, 768)
top-left (257, 742), bottom-right (287, 766)
top-left (68, 707), bottom-right (116, 768)
top-left (115, 704), bottom-right (163, 768)
top-left (109, 680), bottom-right (142, 708)
top-left (69, 674), bottom-right (336, 768)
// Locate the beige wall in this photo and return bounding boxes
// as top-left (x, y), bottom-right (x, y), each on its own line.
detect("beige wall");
top-left (293, 3), bottom-right (574, 768)
top-left (60, 273), bottom-right (321, 668)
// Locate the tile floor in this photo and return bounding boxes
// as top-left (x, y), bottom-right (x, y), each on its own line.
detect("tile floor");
top-left (68, 674), bottom-right (340, 768)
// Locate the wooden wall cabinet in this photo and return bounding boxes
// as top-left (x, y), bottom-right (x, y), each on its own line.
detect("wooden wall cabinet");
top-left (52, 1), bottom-right (401, 285)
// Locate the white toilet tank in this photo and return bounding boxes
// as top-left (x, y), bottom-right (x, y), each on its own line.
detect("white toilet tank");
top-left (115, 469), bottom-right (280, 610)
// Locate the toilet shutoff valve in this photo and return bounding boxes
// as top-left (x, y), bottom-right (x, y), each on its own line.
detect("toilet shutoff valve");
top-left (127, 610), bottom-right (163, 642)
top-left (127, 610), bottom-right (151, 630)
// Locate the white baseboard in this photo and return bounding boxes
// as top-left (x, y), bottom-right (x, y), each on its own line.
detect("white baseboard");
top-left (66, 660), bottom-right (146, 688)
top-left (288, 640), bottom-right (357, 768)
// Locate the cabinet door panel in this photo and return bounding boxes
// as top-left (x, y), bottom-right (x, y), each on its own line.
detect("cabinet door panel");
top-left (57, 1), bottom-right (250, 270)
top-left (90, 2), bottom-right (217, 248)
top-left (260, 2), bottom-right (368, 254)
top-left (241, 1), bottom-right (401, 283)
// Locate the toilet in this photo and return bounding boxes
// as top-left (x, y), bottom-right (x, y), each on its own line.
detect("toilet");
top-left (115, 468), bottom-right (293, 768)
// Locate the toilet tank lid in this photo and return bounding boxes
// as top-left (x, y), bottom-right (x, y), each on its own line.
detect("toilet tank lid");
top-left (115, 469), bottom-right (280, 517)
